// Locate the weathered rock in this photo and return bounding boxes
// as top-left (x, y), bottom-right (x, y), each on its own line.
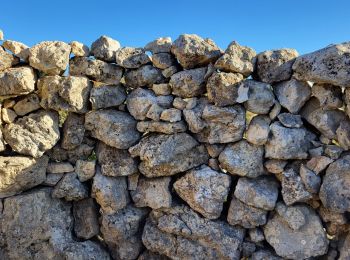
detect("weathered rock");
top-left (70, 41), bottom-right (89, 57)
top-left (70, 56), bottom-right (123, 84)
top-left (2, 40), bottom-right (29, 61)
top-left (38, 75), bottom-right (92, 113)
top-left (255, 48), bottom-right (298, 84)
top-left (174, 165), bottom-right (231, 219)
top-left (219, 140), bottom-right (265, 178)
top-left (169, 67), bottom-right (207, 98)
top-left (13, 93), bottom-right (41, 116)
top-left (277, 112), bottom-right (303, 128)
top-left (264, 204), bottom-right (328, 259)
top-left (300, 164), bottom-right (321, 194)
top-left (142, 205), bottom-right (244, 260)
top-left (269, 100), bottom-right (281, 120)
top-left (251, 250), bottom-right (282, 260)
top-left (306, 155), bottom-right (333, 174)
top-left (152, 83), bottom-right (171, 96)
top-left (3, 110), bottom-right (60, 158)
top-left (162, 65), bottom-right (180, 78)
top-left (137, 120), bottom-right (187, 134)
top-left (152, 53), bottom-right (177, 69)
top-left (138, 251), bottom-right (169, 260)
top-left (214, 41), bottom-right (256, 76)
top-left (249, 228), bottom-right (265, 243)
top-left (246, 115), bottom-right (271, 145)
top-left (28, 41), bottom-right (71, 75)
top-left (126, 88), bottom-right (158, 120)
top-left (205, 144), bottom-right (225, 158)
top-left (2, 108), bottom-right (17, 123)
top-left (171, 34), bottom-right (222, 69)
top-left (131, 177), bottom-right (172, 209)
top-left (234, 176), bottom-right (279, 210)
top-left (206, 71), bottom-right (244, 106)
top-left (90, 35), bottom-right (120, 62)
top-left (336, 120), bottom-right (350, 150)
top-left (0, 46), bottom-right (19, 72)
top-left (312, 83), bottom-right (343, 109)
top-left (324, 144), bottom-right (343, 159)
top-left (0, 155), bottom-right (48, 198)
top-left (96, 141), bottom-right (138, 177)
top-left (264, 159), bottom-right (287, 174)
top-left (85, 109), bottom-right (140, 149)
top-left (73, 198), bottom-right (99, 239)
top-left (75, 159), bottom-right (96, 182)
top-left (319, 155), bottom-right (350, 213)
top-left (244, 80), bottom-right (275, 114)
top-left (339, 232), bottom-right (350, 260)
top-left (265, 122), bottom-right (316, 159)
top-left (90, 84), bottom-right (126, 110)
top-left (145, 37), bottom-right (172, 53)
top-left (52, 172), bottom-right (88, 201)
top-left (129, 133), bottom-right (209, 177)
top-left (61, 112), bottom-right (85, 150)
top-left (275, 202), bottom-right (307, 231)
top-left (115, 47), bottom-right (151, 68)
top-left (293, 42), bottom-right (350, 87)
top-left (43, 173), bottom-right (64, 186)
top-left (160, 108), bottom-right (181, 122)
top-left (124, 65), bottom-right (163, 88)
top-left (91, 169), bottom-right (129, 214)
top-left (47, 162), bottom-right (74, 173)
top-left (0, 66), bottom-right (36, 97)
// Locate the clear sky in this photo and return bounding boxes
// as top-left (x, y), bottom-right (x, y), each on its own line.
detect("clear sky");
top-left (1, 0), bottom-right (349, 54)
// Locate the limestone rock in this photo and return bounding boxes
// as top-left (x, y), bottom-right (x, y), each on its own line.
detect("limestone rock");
top-left (73, 198), bottom-right (99, 240)
top-left (61, 112), bottom-right (85, 150)
top-left (244, 80), bottom-right (275, 114)
top-left (0, 66), bottom-right (36, 97)
top-left (0, 46), bottom-right (19, 72)
top-left (75, 159), bottom-right (96, 182)
top-left (0, 155), bottom-right (48, 198)
top-left (277, 113), bottom-right (303, 128)
top-left (145, 37), bottom-right (172, 53)
top-left (131, 177), bottom-right (172, 209)
top-left (85, 109), bottom-right (140, 149)
top-left (312, 83), bottom-right (343, 109)
top-left (214, 41), bottom-right (256, 76)
top-left (52, 172), bottom-right (88, 201)
top-left (152, 53), bottom-right (177, 69)
top-left (129, 133), bottom-right (209, 177)
top-left (160, 108), bottom-right (181, 122)
top-left (293, 42), bottom-right (350, 87)
top-left (255, 48), bottom-right (298, 84)
top-left (246, 115), bottom-right (271, 145)
top-left (29, 41), bottom-right (71, 75)
top-left (124, 65), bottom-right (163, 88)
top-left (2, 108), bottom-right (17, 123)
top-left (115, 47), bottom-right (151, 68)
top-left (13, 93), bottom-right (41, 116)
top-left (47, 162), bottom-right (74, 174)
top-left (137, 120), bottom-right (187, 134)
top-left (90, 84), bottom-right (126, 110)
top-left (2, 40), bottom-right (29, 61)
top-left (90, 35), bottom-right (120, 62)
top-left (219, 140), bottom-right (265, 178)
top-left (4, 110), bottom-right (60, 158)
top-left (70, 41), bottom-right (89, 57)
top-left (173, 165), bottom-right (231, 219)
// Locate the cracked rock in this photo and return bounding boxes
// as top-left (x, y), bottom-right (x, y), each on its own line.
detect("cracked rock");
top-left (89, 84), bottom-right (126, 110)
top-left (246, 115), bottom-right (271, 145)
top-left (115, 47), bottom-right (151, 68)
top-left (90, 35), bottom-right (120, 62)
top-left (52, 172), bottom-right (88, 201)
top-left (124, 65), bottom-right (163, 88)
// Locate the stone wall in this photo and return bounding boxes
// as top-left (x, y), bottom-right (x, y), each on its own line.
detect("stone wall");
top-left (0, 30), bottom-right (349, 259)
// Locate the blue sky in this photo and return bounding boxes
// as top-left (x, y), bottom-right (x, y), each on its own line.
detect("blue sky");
top-left (1, 0), bottom-right (349, 54)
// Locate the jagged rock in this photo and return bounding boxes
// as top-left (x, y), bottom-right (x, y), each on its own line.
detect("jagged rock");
top-left (265, 122), bottom-right (315, 159)
top-left (129, 133), bottom-right (208, 177)
top-left (160, 108), bottom-right (181, 122)
top-left (214, 41), bottom-right (256, 76)
top-left (206, 71), bottom-right (244, 106)
top-left (3, 110), bottom-right (60, 158)
top-left (264, 204), bottom-right (328, 259)
top-left (52, 172), bottom-right (88, 201)
top-left (255, 48), bottom-right (298, 84)
top-left (38, 75), bottom-right (92, 113)
top-left (171, 34), bottom-right (222, 69)
top-left (324, 145), bottom-right (343, 160)
top-left (47, 162), bottom-right (74, 173)
top-left (243, 80), bottom-right (275, 114)
top-left (126, 88), bottom-right (158, 120)
top-left (306, 155), bottom-right (333, 174)
top-left (2, 40), bottom-right (29, 61)
top-left (277, 113), bottom-right (303, 128)
top-left (227, 196), bottom-right (267, 228)
top-left (124, 65), bottom-right (163, 88)
top-left (61, 112), bottom-right (85, 150)
top-left (300, 164), bottom-right (321, 194)
top-left (162, 65), bottom-right (179, 78)
top-left (70, 56), bottom-right (123, 84)
top-left (142, 205), bottom-right (244, 260)
top-left (274, 79), bottom-right (311, 114)
top-left (0, 155), bottom-right (48, 198)
top-left (91, 169), bottom-right (129, 214)
top-left (169, 67), bottom-right (207, 98)
top-left (145, 37), bottom-right (172, 53)
top-left (70, 41), bottom-right (90, 57)
top-left (336, 120), bottom-right (350, 150)
top-left (131, 177), bottom-right (172, 209)
top-left (73, 198), bottom-right (99, 239)
top-left (275, 202), bottom-right (307, 230)
top-left (75, 160), bottom-right (96, 182)
top-left (0, 66), bottom-right (35, 97)
top-left (250, 250), bottom-right (282, 260)
top-left (137, 121), bottom-right (187, 134)
top-left (85, 109), bottom-right (140, 149)
top-left (0, 46), bottom-right (19, 72)
top-left (115, 47), bottom-right (151, 68)
top-left (246, 115), bottom-right (270, 145)
top-left (312, 83), bottom-right (343, 109)
top-left (28, 41), bottom-right (71, 75)
top-left (173, 165), bottom-right (231, 219)
top-left (319, 155), bottom-right (350, 213)
top-left (152, 53), bottom-right (177, 69)
top-left (206, 143), bottom-right (225, 158)
top-left (219, 140), bottom-right (265, 178)
top-left (2, 108), bottom-right (17, 123)
top-left (234, 176), bottom-right (279, 210)
top-left (90, 35), bottom-right (120, 62)
top-left (249, 228), bottom-right (265, 243)
top-left (293, 42), bottom-right (350, 87)
top-left (264, 159), bottom-right (287, 174)
top-left (339, 232), bottom-right (350, 260)
top-left (101, 205), bottom-right (149, 260)
top-left (152, 83), bottom-right (171, 95)
top-left (13, 93), bottom-right (41, 116)
top-left (89, 84), bottom-right (126, 110)
top-left (96, 141), bottom-right (138, 177)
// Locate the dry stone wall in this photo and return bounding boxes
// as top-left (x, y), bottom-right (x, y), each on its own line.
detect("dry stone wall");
top-left (0, 29), bottom-right (350, 259)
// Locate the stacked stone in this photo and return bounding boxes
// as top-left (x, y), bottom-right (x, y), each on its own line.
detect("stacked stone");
top-left (0, 31), bottom-right (350, 259)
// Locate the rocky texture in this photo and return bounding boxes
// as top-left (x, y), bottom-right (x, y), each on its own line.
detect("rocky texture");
top-left (124, 65), bottom-right (163, 88)
top-left (246, 115), bottom-right (270, 145)
top-left (3, 40), bottom-right (30, 61)
top-left (0, 66), bottom-right (36, 97)
top-left (52, 172), bottom-right (88, 201)
top-left (0, 46), bottom-right (19, 72)
top-left (244, 80), bottom-right (275, 114)
top-left (90, 35), bottom-right (120, 62)
top-left (73, 198), bottom-right (99, 239)
top-left (61, 112), bottom-right (85, 150)
top-left (90, 84), bottom-right (126, 110)
top-left (115, 47), bottom-right (151, 68)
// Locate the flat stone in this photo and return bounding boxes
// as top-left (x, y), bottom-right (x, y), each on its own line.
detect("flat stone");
top-left (89, 84), bottom-right (126, 110)
top-left (0, 66), bottom-right (36, 97)
top-left (61, 112), bottom-right (85, 150)
top-left (73, 198), bottom-right (99, 239)
top-left (70, 41), bottom-right (89, 57)
top-left (47, 162), bottom-right (74, 174)
top-left (75, 160), bottom-right (96, 182)
top-left (312, 83), bottom-right (343, 109)
top-left (246, 115), bottom-right (271, 145)
top-left (124, 65), bottom-right (163, 88)
top-left (90, 35), bottom-right (120, 62)
top-left (2, 40), bottom-right (29, 61)
top-left (145, 37), bottom-right (172, 53)
top-left (13, 93), bottom-right (41, 116)
top-left (244, 80), bottom-right (275, 114)
top-left (115, 47), bottom-right (151, 68)
top-left (174, 165), bottom-right (231, 219)
top-left (277, 113), bottom-right (303, 128)
top-left (137, 120), bottom-right (187, 134)
top-left (52, 172), bottom-right (88, 201)
top-left (300, 164), bottom-right (321, 194)
top-left (28, 41), bottom-right (71, 75)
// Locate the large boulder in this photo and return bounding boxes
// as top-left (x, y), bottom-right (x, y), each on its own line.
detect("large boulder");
top-left (89, 84), bottom-right (126, 110)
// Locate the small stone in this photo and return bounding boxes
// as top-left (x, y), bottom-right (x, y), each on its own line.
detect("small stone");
top-left (0, 46), bottom-right (19, 72)
top-left (278, 113), bottom-right (303, 128)
top-left (13, 94), bottom-right (41, 116)
top-left (244, 80), bottom-right (275, 114)
top-left (2, 108), bottom-right (17, 123)
top-left (174, 165), bottom-right (231, 219)
top-left (43, 173), bottom-right (63, 186)
top-left (152, 53), bottom-right (177, 69)
top-left (3, 99), bottom-right (15, 108)
top-left (206, 144), bottom-right (225, 158)
top-left (312, 83), bottom-right (343, 109)
top-left (264, 159), bottom-right (287, 174)
top-left (300, 164), bottom-right (321, 194)
top-left (73, 198), bottom-right (99, 239)
top-left (169, 67), bottom-right (207, 98)
top-left (152, 83), bottom-right (171, 95)
top-left (2, 40), bottom-right (29, 61)
top-left (124, 65), bottom-right (163, 88)
top-left (75, 160), bottom-right (96, 182)
top-left (29, 41), bottom-right (71, 75)
top-left (146, 104), bottom-right (164, 121)
top-left (219, 140), bottom-right (265, 178)
top-left (246, 115), bottom-right (271, 145)
top-left (115, 47), bottom-right (150, 68)
top-left (293, 42), bottom-right (350, 87)
top-left (70, 41), bottom-right (89, 57)
top-left (336, 120), bottom-right (350, 150)
top-left (234, 176), bottom-right (279, 210)
top-left (269, 101), bottom-right (281, 120)
top-left (171, 34), bottom-right (222, 69)
top-left (324, 145), bottom-right (343, 159)
top-left (89, 84), bottom-right (126, 110)
top-left (145, 37), bottom-right (172, 53)
top-left (160, 108), bottom-right (181, 122)
top-left (130, 177), bottom-right (172, 209)
top-left (274, 79), bottom-right (311, 114)
top-left (128, 173), bottom-right (139, 191)
top-left (52, 172), bottom-right (88, 201)
top-left (255, 48), bottom-right (298, 84)
top-left (137, 120), bottom-right (187, 134)
top-left (206, 71), bottom-right (244, 106)
top-left (173, 97), bottom-right (187, 110)
top-left (162, 65), bottom-right (179, 78)
top-left (85, 109), bottom-right (140, 149)
top-left (61, 113), bottom-right (85, 150)
top-left (306, 155), bottom-right (333, 174)
top-left (47, 162), bottom-right (74, 174)
top-left (249, 228), bottom-right (265, 243)
top-left (90, 35), bottom-right (120, 62)
top-left (275, 202), bottom-right (307, 230)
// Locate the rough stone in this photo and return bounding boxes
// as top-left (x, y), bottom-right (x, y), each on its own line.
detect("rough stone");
top-left (275, 202), bottom-right (307, 230)
top-left (336, 120), bottom-right (350, 150)
top-left (89, 84), bottom-right (126, 110)
top-left (0, 46), bottom-right (19, 72)
top-left (152, 52), bottom-right (177, 69)
top-left (312, 83), bottom-right (343, 109)
top-left (2, 108), bottom-right (17, 123)
top-left (246, 115), bottom-right (270, 145)
top-left (0, 66), bottom-right (36, 97)
top-left (124, 65), bottom-right (163, 88)
top-left (2, 40), bottom-right (29, 61)
top-left (160, 108), bottom-right (181, 122)
top-left (264, 159), bottom-right (287, 174)
top-left (306, 155), bottom-right (333, 174)
top-left (75, 159), bottom-right (96, 182)
top-left (115, 47), bottom-right (151, 68)
top-left (137, 120), bottom-right (187, 134)
top-left (299, 164), bottom-right (321, 194)
top-left (13, 93), bottom-right (41, 116)
top-left (152, 83), bottom-right (171, 96)
top-left (145, 37), bottom-right (172, 53)
top-left (47, 162), bottom-right (74, 174)
top-left (277, 113), bottom-right (303, 128)
top-left (61, 112), bottom-right (85, 150)
top-left (249, 228), bottom-right (265, 243)
top-left (73, 198), bottom-right (99, 239)
top-left (52, 172), bottom-right (88, 201)
top-left (244, 80), bottom-right (275, 114)
top-left (90, 35), bottom-right (120, 62)
top-left (70, 41), bottom-right (89, 57)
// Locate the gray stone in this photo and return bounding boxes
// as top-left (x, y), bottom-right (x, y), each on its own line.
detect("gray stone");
top-left (306, 155), bottom-right (333, 174)
top-left (162, 65), bottom-right (180, 78)
top-left (324, 145), bottom-right (343, 160)
top-left (244, 80), bottom-right (275, 114)
top-left (75, 160), bottom-right (96, 182)
top-left (312, 83), bottom-right (343, 109)
top-left (90, 84), bottom-right (126, 110)
top-left (275, 202), bottom-right (307, 230)
top-left (264, 159), bottom-right (287, 174)
top-left (145, 37), bottom-right (172, 53)
top-left (152, 53), bottom-right (177, 69)
top-left (70, 41), bottom-right (89, 57)
top-left (269, 100), bottom-right (281, 120)
top-left (2, 40), bottom-right (29, 61)
top-left (249, 228), bottom-right (265, 243)
top-left (115, 47), bottom-right (151, 68)
top-left (73, 198), bottom-right (99, 239)
top-left (336, 120), bottom-right (350, 150)
top-left (137, 120), bottom-right (187, 134)
top-left (47, 162), bottom-right (74, 174)
top-left (61, 112), bottom-right (85, 150)
top-left (205, 143), bottom-right (225, 158)
top-left (124, 65), bottom-right (163, 88)
top-left (52, 172), bottom-right (88, 201)
top-left (246, 115), bottom-right (271, 145)
top-left (0, 46), bottom-right (19, 72)
top-left (43, 173), bottom-right (64, 186)
top-left (277, 113), bottom-right (303, 128)
top-left (152, 83), bottom-right (171, 95)
top-left (160, 108), bottom-right (181, 122)
top-left (90, 35), bottom-right (120, 62)
top-left (300, 164), bottom-right (321, 194)
top-left (13, 93), bottom-right (41, 116)
top-left (126, 88), bottom-right (158, 120)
